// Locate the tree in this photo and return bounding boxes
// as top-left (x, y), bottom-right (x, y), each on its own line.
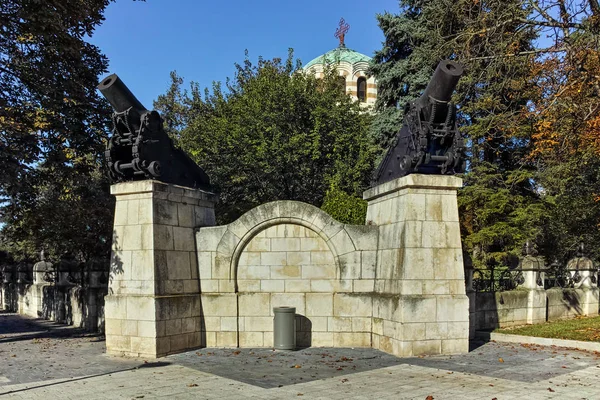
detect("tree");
top-left (370, 0), bottom-right (545, 268)
top-left (153, 71), bottom-right (189, 143)
top-left (163, 50), bottom-right (378, 224)
top-left (371, 0), bottom-right (600, 266)
top-left (526, 1), bottom-right (600, 261)
top-left (0, 0), bottom-right (118, 262)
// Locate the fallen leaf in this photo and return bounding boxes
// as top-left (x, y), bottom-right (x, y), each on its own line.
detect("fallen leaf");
top-left (292, 364), bottom-right (301, 368)
top-left (187, 384), bottom-right (198, 387)
top-left (426, 396), bottom-right (434, 400)
top-left (341, 378), bottom-right (349, 383)
top-left (297, 394), bottom-right (303, 397)
top-left (233, 351), bottom-right (241, 355)
top-left (498, 358), bottom-right (504, 363)
top-left (548, 388), bottom-right (555, 392)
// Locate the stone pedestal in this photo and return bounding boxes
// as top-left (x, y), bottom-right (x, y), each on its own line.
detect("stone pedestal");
top-left (515, 255), bottom-right (547, 325)
top-left (566, 255), bottom-right (599, 317)
top-left (364, 174), bottom-right (469, 357)
top-left (105, 181), bottom-right (217, 358)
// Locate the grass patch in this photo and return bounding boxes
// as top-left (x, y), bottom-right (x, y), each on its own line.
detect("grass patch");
top-left (495, 315), bottom-right (600, 342)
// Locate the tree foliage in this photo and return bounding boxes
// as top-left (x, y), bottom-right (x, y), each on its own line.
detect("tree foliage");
top-left (526, 0), bottom-right (600, 261)
top-left (371, 0), bottom-right (600, 266)
top-left (0, 0), bottom-right (116, 262)
top-left (156, 50), bottom-right (378, 224)
top-left (370, 0), bottom-right (544, 268)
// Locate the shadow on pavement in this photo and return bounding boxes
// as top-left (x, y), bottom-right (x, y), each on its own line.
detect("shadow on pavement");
top-left (0, 362), bottom-right (170, 396)
top-left (0, 313), bottom-right (102, 344)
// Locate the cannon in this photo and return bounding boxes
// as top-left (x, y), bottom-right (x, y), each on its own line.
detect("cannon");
top-left (373, 60), bottom-right (466, 185)
top-left (98, 74), bottom-right (211, 190)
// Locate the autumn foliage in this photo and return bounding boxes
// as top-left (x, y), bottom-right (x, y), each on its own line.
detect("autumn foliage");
top-left (371, 0), bottom-right (600, 266)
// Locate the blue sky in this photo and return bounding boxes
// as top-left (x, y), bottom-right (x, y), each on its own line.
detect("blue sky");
top-left (90, 0), bottom-right (399, 108)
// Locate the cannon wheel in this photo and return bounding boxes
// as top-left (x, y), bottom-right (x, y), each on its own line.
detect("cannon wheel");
top-left (399, 155), bottom-right (413, 174)
top-left (147, 161), bottom-right (161, 177)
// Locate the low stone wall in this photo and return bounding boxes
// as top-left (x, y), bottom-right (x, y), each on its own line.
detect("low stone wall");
top-left (469, 287), bottom-right (599, 333)
top-left (1, 281), bottom-right (106, 331)
top-left (546, 288), bottom-right (599, 320)
top-left (469, 290), bottom-right (543, 331)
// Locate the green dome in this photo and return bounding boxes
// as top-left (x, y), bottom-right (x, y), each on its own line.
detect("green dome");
top-left (304, 46), bottom-right (372, 69)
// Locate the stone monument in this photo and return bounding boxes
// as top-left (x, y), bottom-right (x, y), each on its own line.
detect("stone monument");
top-left (99, 75), bottom-right (217, 357)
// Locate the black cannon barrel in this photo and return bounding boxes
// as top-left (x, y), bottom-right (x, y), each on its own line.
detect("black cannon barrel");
top-left (98, 74), bottom-right (147, 113)
top-left (418, 60), bottom-right (463, 106)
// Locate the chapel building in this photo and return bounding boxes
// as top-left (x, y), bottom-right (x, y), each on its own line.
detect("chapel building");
top-left (303, 18), bottom-right (377, 107)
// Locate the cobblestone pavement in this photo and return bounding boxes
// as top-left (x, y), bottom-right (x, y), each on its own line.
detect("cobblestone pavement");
top-left (2, 313), bottom-right (600, 399)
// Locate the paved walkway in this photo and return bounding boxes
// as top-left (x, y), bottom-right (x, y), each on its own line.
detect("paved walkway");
top-left (1, 313), bottom-right (600, 399)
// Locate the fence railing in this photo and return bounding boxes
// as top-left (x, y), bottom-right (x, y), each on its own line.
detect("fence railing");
top-left (468, 257), bottom-right (597, 293)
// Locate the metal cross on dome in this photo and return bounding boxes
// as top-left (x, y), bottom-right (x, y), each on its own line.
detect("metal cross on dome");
top-left (334, 18), bottom-right (350, 47)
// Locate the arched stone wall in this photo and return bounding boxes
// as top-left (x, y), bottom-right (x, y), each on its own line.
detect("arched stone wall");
top-left (195, 200), bottom-right (379, 348)
top-left (104, 175), bottom-right (469, 358)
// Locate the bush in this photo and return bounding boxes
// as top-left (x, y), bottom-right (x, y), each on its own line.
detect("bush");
top-left (321, 186), bottom-right (367, 225)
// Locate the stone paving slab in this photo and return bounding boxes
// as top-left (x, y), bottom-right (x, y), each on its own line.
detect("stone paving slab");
top-left (168, 347), bottom-right (404, 388)
top-left (0, 312), bottom-right (140, 386)
top-left (403, 340), bottom-right (600, 383)
top-left (2, 357), bottom-right (600, 399)
top-left (2, 313), bottom-right (600, 399)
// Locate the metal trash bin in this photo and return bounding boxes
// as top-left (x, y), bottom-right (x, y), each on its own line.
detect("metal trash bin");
top-left (273, 306), bottom-right (296, 350)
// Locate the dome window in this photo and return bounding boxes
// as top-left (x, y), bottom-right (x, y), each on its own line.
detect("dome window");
top-left (357, 77), bottom-right (367, 102)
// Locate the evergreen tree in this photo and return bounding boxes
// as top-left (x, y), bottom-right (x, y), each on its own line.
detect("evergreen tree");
top-left (370, 0), bottom-right (545, 268)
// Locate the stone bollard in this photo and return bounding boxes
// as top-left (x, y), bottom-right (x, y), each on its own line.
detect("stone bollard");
top-left (517, 254), bottom-right (546, 290)
top-left (567, 248), bottom-right (597, 289)
top-left (54, 254), bottom-right (80, 324)
top-left (515, 243), bottom-right (547, 325)
top-left (29, 251), bottom-right (55, 319)
top-left (83, 259), bottom-right (109, 332)
top-left (565, 245), bottom-right (599, 317)
top-left (1, 264), bottom-right (17, 312)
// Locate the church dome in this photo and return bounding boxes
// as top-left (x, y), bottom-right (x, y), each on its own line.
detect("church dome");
top-left (304, 47), bottom-right (372, 71)
top-left (303, 18), bottom-right (377, 107)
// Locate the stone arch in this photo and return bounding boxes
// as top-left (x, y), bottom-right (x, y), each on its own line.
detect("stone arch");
top-left (213, 200), bottom-right (356, 291)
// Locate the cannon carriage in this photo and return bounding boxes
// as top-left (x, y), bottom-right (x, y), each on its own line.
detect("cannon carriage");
top-left (98, 74), bottom-right (211, 189)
